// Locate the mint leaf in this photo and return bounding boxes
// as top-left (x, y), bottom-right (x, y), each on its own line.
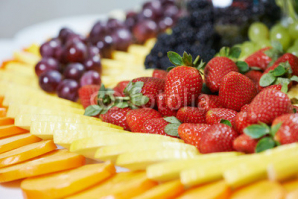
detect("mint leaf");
top-left (259, 73), bottom-right (276, 87)
top-left (244, 124), bottom-right (270, 139)
top-left (236, 61), bottom-right (249, 73)
top-left (270, 122), bottom-right (282, 137)
top-left (164, 116), bottom-right (181, 124)
top-left (164, 123), bottom-right (180, 137)
top-left (167, 51), bottom-right (183, 66)
top-left (230, 46), bottom-right (242, 59)
top-left (84, 105), bottom-right (102, 116)
top-left (220, 119), bottom-right (232, 127)
top-left (272, 65), bottom-right (287, 77)
top-left (255, 137), bottom-right (276, 153)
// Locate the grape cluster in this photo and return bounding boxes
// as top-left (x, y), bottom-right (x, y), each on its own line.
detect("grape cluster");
top-left (145, 0), bottom-right (281, 70)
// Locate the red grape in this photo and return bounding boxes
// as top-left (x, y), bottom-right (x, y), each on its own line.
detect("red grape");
top-left (80, 70), bottom-right (101, 87)
top-left (106, 18), bottom-right (125, 32)
top-left (96, 35), bottom-right (114, 58)
top-left (133, 20), bottom-right (158, 43)
top-left (58, 27), bottom-right (74, 44)
top-left (57, 79), bottom-right (80, 101)
top-left (35, 57), bottom-right (60, 76)
top-left (111, 28), bottom-right (133, 51)
top-left (142, 0), bottom-right (163, 19)
top-left (89, 21), bottom-right (108, 45)
top-left (125, 11), bottom-right (138, 31)
top-left (87, 46), bottom-right (100, 57)
top-left (40, 38), bottom-right (61, 58)
top-left (63, 63), bottom-right (85, 81)
top-left (158, 17), bottom-right (174, 32)
top-left (39, 70), bottom-right (62, 92)
top-left (84, 56), bottom-right (102, 74)
top-left (164, 5), bottom-right (179, 19)
top-left (64, 41), bottom-right (87, 63)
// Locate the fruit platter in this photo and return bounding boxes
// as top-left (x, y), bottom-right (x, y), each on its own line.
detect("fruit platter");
top-left (2, 0), bottom-right (298, 198)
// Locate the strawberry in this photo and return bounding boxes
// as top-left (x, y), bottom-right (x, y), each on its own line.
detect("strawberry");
top-left (113, 81), bottom-right (130, 97)
top-left (219, 72), bottom-right (257, 111)
top-left (206, 108), bottom-right (237, 124)
top-left (178, 123), bottom-right (211, 149)
top-left (78, 85), bottom-right (100, 109)
top-left (244, 47), bottom-right (272, 71)
top-left (157, 93), bottom-right (177, 117)
top-left (273, 113), bottom-right (298, 145)
top-left (233, 111), bottom-right (253, 134)
top-left (198, 94), bottom-right (223, 112)
top-left (152, 69), bottom-right (168, 79)
top-left (165, 52), bottom-right (204, 110)
top-left (247, 88), bottom-right (293, 124)
top-left (244, 70), bottom-right (263, 90)
top-left (126, 108), bottom-right (162, 132)
top-left (271, 53), bottom-right (298, 76)
top-left (100, 107), bottom-right (131, 130)
top-left (204, 56), bottom-right (239, 93)
top-left (241, 104), bottom-right (250, 112)
top-left (176, 107), bottom-right (206, 123)
top-left (233, 134), bottom-right (259, 154)
top-left (141, 118), bottom-right (169, 136)
top-left (199, 123), bottom-right (239, 153)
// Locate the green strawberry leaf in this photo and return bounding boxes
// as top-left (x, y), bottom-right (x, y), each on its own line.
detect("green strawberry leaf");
top-left (291, 98), bottom-right (298, 104)
top-left (276, 77), bottom-right (291, 87)
top-left (193, 55), bottom-right (201, 67)
top-left (290, 75), bottom-right (298, 82)
top-left (270, 122), bottom-right (282, 137)
top-left (131, 93), bottom-right (149, 106)
top-left (275, 141), bottom-right (281, 146)
top-left (259, 72), bottom-right (276, 87)
top-left (281, 83), bottom-right (289, 94)
top-left (271, 40), bottom-right (283, 54)
top-left (167, 66), bottom-right (175, 72)
top-left (220, 119), bottom-right (232, 127)
top-left (272, 65), bottom-right (287, 77)
top-left (294, 108), bottom-right (297, 113)
top-left (244, 124), bottom-right (270, 139)
top-left (164, 116), bottom-right (181, 124)
top-left (182, 52), bottom-right (193, 66)
top-left (230, 46), bottom-right (242, 59)
top-left (255, 137), bottom-right (276, 153)
top-left (84, 105), bottom-right (102, 116)
top-left (167, 51), bottom-right (183, 66)
top-left (123, 81), bottom-right (133, 96)
top-left (250, 67), bottom-right (263, 71)
top-left (164, 123), bottom-right (180, 137)
top-left (219, 47), bottom-right (230, 57)
top-left (114, 101), bottom-right (129, 108)
top-left (201, 83), bottom-right (215, 95)
top-left (236, 61), bottom-right (249, 74)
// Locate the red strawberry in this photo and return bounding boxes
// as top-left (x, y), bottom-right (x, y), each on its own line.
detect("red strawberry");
top-left (244, 70), bottom-right (263, 85)
top-left (271, 53), bottom-right (298, 76)
top-left (113, 81), bottom-right (130, 97)
top-left (206, 108), bottom-right (237, 124)
top-left (157, 93), bottom-right (177, 117)
top-left (176, 107), bottom-right (206, 123)
top-left (126, 108), bottom-right (162, 132)
top-left (241, 104), bottom-right (250, 112)
top-left (198, 94), bottom-right (223, 112)
top-left (233, 134), bottom-right (258, 154)
top-left (100, 107), bottom-right (131, 130)
top-left (273, 113), bottom-right (298, 145)
top-left (199, 123), bottom-right (239, 153)
top-left (178, 123), bottom-right (211, 149)
top-left (78, 85), bottom-right (100, 109)
top-left (219, 72), bottom-right (257, 111)
top-left (233, 111), bottom-right (254, 134)
top-left (204, 57), bottom-right (239, 93)
top-left (247, 88), bottom-right (293, 124)
top-left (244, 47), bottom-right (272, 71)
top-left (141, 118), bottom-right (170, 136)
top-left (152, 69), bottom-right (168, 79)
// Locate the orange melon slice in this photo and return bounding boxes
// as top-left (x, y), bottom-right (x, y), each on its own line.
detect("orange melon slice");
top-left (0, 118), bottom-right (14, 126)
top-left (0, 125), bottom-right (28, 138)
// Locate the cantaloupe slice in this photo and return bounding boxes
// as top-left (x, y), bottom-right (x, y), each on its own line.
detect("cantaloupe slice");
top-left (177, 181), bottom-right (231, 199)
top-left (0, 108), bottom-right (7, 118)
top-left (0, 133), bottom-right (41, 154)
top-left (66, 172), bottom-right (157, 199)
top-left (0, 96), bottom-right (4, 107)
top-left (282, 179), bottom-right (298, 193)
top-left (0, 140), bottom-right (56, 168)
top-left (132, 180), bottom-right (184, 199)
top-left (0, 125), bottom-right (28, 138)
top-left (0, 149), bottom-right (85, 182)
top-left (0, 118), bottom-right (14, 126)
top-left (21, 162), bottom-right (116, 199)
top-left (230, 180), bottom-right (286, 199)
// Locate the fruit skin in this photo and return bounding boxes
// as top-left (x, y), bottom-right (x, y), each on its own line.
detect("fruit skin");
top-left (126, 108), bottom-right (162, 132)
top-left (219, 72), bottom-right (257, 111)
top-left (113, 81), bottom-right (130, 97)
top-left (247, 88), bottom-right (293, 124)
top-left (198, 94), bottom-right (223, 112)
top-left (273, 113), bottom-right (298, 145)
top-left (199, 124), bottom-right (239, 154)
top-left (244, 70), bottom-right (263, 91)
top-left (233, 111), bottom-right (253, 134)
top-left (176, 107), bottom-right (206, 123)
top-left (178, 123), bottom-right (211, 149)
top-left (152, 69), bottom-right (168, 79)
top-left (141, 118), bottom-right (169, 136)
top-left (132, 77), bottom-right (165, 108)
top-left (206, 108), bottom-right (237, 124)
top-left (233, 134), bottom-right (258, 154)
top-left (244, 47), bottom-right (272, 71)
top-left (78, 85), bottom-right (100, 109)
top-left (100, 107), bottom-right (132, 130)
top-left (204, 57), bottom-right (239, 93)
top-left (271, 53), bottom-right (298, 76)
top-left (165, 66), bottom-right (203, 110)
top-left (157, 93), bottom-right (177, 117)
top-left (241, 104), bottom-right (250, 112)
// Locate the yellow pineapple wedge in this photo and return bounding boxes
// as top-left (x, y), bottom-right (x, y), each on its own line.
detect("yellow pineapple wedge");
top-left (13, 50), bottom-right (40, 66)
top-left (95, 141), bottom-right (198, 163)
top-left (4, 62), bottom-right (35, 76)
top-left (267, 155), bottom-right (298, 181)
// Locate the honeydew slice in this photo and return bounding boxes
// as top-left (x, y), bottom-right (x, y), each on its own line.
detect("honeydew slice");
top-left (0, 140), bottom-right (56, 168)
top-left (116, 149), bottom-right (199, 171)
top-left (146, 152), bottom-right (242, 182)
top-left (0, 149), bottom-right (85, 182)
top-left (21, 162), bottom-right (115, 199)
top-left (70, 133), bottom-right (183, 159)
top-left (66, 172), bottom-right (157, 199)
top-left (0, 125), bottom-right (28, 138)
top-left (95, 141), bottom-right (199, 163)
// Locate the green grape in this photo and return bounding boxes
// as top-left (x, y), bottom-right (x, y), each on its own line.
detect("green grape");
top-left (256, 39), bottom-right (271, 49)
top-left (294, 39), bottom-right (298, 46)
top-left (287, 45), bottom-right (298, 56)
top-left (248, 22), bottom-right (269, 42)
top-left (270, 24), bottom-right (291, 50)
top-left (240, 41), bottom-right (256, 58)
top-left (289, 21), bottom-right (298, 40)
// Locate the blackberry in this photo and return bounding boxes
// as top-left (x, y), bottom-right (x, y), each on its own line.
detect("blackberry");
top-left (187, 0), bottom-right (211, 13)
